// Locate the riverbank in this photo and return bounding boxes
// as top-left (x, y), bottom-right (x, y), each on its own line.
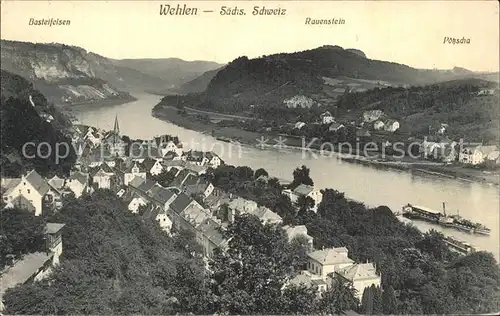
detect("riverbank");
top-left (153, 106), bottom-right (500, 186)
top-left (59, 95), bottom-right (138, 111)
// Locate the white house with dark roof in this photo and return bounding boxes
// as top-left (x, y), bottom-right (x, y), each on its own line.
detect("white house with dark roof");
top-left (128, 196), bottom-right (148, 213)
top-left (119, 160), bottom-right (147, 186)
top-left (142, 157), bottom-right (164, 176)
top-left (320, 111), bottom-right (335, 125)
top-left (65, 171), bottom-right (89, 198)
top-left (141, 204), bottom-right (173, 234)
top-left (283, 184), bottom-right (323, 212)
top-left (89, 164), bottom-right (115, 190)
top-left (459, 145), bottom-right (499, 165)
top-left (1, 170), bottom-right (52, 216)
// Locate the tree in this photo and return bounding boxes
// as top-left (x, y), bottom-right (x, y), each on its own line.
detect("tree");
top-left (254, 168), bottom-right (269, 179)
top-left (361, 286), bottom-right (374, 314)
top-left (318, 275), bottom-right (359, 314)
top-left (152, 169), bottom-right (176, 187)
top-left (0, 208), bottom-right (46, 269)
top-left (290, 165), bottom-right (314, 189)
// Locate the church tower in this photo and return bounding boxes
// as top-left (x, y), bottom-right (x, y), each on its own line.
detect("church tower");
top-left (106, 114), bottom-right (125, 158)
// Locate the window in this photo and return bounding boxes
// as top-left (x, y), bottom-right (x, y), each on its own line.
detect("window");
top-left (27, 189), bottom-right (31, 194)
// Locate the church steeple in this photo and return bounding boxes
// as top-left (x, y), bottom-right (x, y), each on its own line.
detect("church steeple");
top-left (113, 114), bottom-right (120, 135)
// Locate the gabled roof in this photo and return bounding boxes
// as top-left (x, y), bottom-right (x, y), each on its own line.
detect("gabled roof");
top-left (10, 195), bottom-right (36, 213)
top-left (293, 184), bottom-right (316, 196)
top-left (121, 161), bottom-right (147, 174)
top-left (163, 151), bottom-right (180, 160)
top-left (170, 193), bottom-right (194, 214)
top-left (24, 170), bottom-right (50, 195)
top-left (0, 252), bottom-right (54, 298)
top-left (184, 183), bottom-right (210, 196)
top-left (227, 197), bottom-right (258, 212)
top-left (248, 206), bottom-right (282, 223)
top-left (129, 176), bottom-right (146, 189)
top-left (129, 144), bottom-right (160, 160)
top-left (142, 157), bottom-right (160, 171)
top-left (283, 225), bottom-right (310, 241)
top-left (170, 169), bottom-right (198, 188)
top-left (68, 171), bottom-right (89, 185)
top-left (308, 247), bottom-right (354, 265)
top-left (137, 179), bottom-right (156, 192)
top-left (185, 150), bottom-right (206, 161)
top-left (45, 223), bottom-right (65, 234)
top-left (337, 263), bottom-right (378, 281)
top-left (2, 178), bottom-right (21, 196)
top-left (48, 176), bottom-right (65, 191)
top-left (198, 218), bottom-right (226, 246)
top-left (150, 186), bottom-right (176, 204)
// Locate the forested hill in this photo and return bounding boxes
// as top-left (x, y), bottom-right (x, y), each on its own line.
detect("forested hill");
top-left (0, 70), bottom-right (76, 177)
top-left (334, 78), bottom-right (500, 142)
top-left (162, 45), bottom-right (497, 113)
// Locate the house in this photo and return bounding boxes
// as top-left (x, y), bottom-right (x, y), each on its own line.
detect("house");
top-left (89, 163), bottom-right (115, 190)
top-left (142, 157), bottom-right (164, 176)
top-left (146, 185), bottom-right (178, 210)
top-left (162, 150), bottom-right (182, 161)
top-left (336, 263), bottom-right (381, 300)
top-left (128, 196), bottom-right (148, 213)
top-left (204, 189), bottom-right (231, 212)
top-left (283, 184), bottom-right (323, 212)
top-left (184, 150), bottom-right (210, 166)
top-left (356, 128), bottom-right (372, 138)
top-left (284, 95), bottom-right (314, 108)
top-left (363, 110), bottom-right (384, 123)
top-left (1, 170), bottom-right (53, 216)
top-left (283, 225), bottom-right (314, 250)
top-left (307, 247), bottom-right (354, 279)
top-left (459, 145), bottom-right (499, 165)
top-left (169, 169), bottom-right (199, 189)
top-left (205, 152), bottom-right (223, 168)
top-left (383, 119), bottom-right (400, 132)
top-left (226, 197), bottom-right (259, 222)
top-left (119, 160), bottom-right (147, 186)
top-left (65, 171), bottom-right (89, 198)
top-left (328, 122), bottom-right (345, 132)
top-left (168, 193), bottom-right (205, 231)
top-left (373, 120), bottom-right (385, 131)
top-left (129, 143), bottom-right (161, 163)
top-left (141, 204), bottom-right (173, 234)
top-left (197, 218), bottom-right (229, 258)
top-left (159, 140), bottom-right (183, 158)
top-left (294, 122), bottom-right (306, 130)
top-left (285, 270), bottom-right (329, 294)
top-left (320, 111), bottom-right (335, 125)
top-left (184, 181), bottom-right (215, 199)
top-left (0, 223), bottom-right (65, 312)
top-left (246, 206), bottom-right (282, 225)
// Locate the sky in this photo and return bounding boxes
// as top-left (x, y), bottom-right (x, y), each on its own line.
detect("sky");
top-left (1, 0), bottom-right (499, 71)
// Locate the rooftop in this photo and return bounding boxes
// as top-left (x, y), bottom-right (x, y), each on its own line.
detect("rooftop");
top-left (308, 247), bottom-right (353, 265)
top-left (24, 170), bottom-right (50, 196)
top-left (45, 223), bottom-right (66, 234)
top-left (0, 252), bottom-right (53, 297)
top-left (293, 184), bottom-right (315, 196)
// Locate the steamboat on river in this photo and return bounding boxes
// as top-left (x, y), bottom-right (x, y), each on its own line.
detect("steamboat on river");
top-left (401, 203), bottom-right (491, 235)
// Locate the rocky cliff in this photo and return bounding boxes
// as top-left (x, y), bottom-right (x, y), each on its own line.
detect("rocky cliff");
top-left (0, 40), bottom-right (158, 105)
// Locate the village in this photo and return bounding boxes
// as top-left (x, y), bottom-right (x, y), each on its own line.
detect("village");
top-left (0, 115), bottom-right (381, 310)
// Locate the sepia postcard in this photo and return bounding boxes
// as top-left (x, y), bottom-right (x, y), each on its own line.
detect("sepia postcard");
top-left (0, 0), bottom-right (499, 314)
